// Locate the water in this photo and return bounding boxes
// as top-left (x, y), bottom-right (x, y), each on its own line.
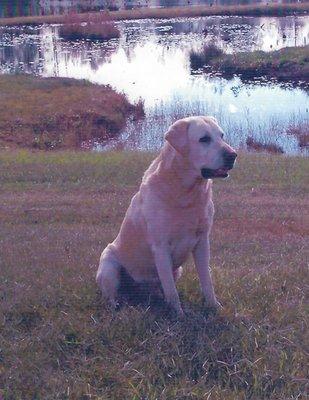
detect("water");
top-left (0, 0), bottom-right (300, 18)
top-left (0, 14), bottom-right (308, 153)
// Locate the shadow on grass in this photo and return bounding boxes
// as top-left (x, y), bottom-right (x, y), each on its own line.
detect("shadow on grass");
top-left (94, 291), bottom-right (281, 399)
top-left (87, 267), bottom-right (307, 400)
top-left (111, 268), bottom-right (221, 319)
top-left (3, 277), bottom-right (304, 398)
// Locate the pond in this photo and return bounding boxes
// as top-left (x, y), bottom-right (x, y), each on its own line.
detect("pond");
top-left (0, 13), bottom-right (308, 154)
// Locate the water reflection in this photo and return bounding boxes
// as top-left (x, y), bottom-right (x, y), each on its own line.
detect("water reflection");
top-left (0, 15), bottom-right (308, 153)
top-left (114, 77), bottom-right (307, 155)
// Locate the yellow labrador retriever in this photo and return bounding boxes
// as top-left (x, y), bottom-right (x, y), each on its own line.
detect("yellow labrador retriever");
top-left (96, 116), bottom-right (237, 315)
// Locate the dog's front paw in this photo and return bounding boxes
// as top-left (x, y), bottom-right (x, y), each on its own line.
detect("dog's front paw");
top-left (167, 299), bottom-right (185, 318)
top-left (204, 297), bottom-right (222, 312)
top-left (171, 302), bottom-right (185, 318)
top-left (176, 307), bottom-right (185, 318)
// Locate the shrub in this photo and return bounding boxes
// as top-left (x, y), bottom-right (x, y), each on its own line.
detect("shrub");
top-left (59, 12), bottom-right (120, 41)
top-left (286, 125), bottom-right (309, 149)
top-left (190, 43), bottom-right (224, 69)
top-left (246, 136), bottom-right (284, 154)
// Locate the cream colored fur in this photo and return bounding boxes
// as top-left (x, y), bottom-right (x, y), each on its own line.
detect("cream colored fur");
top-left (96, 116), bottom-right (236, 315)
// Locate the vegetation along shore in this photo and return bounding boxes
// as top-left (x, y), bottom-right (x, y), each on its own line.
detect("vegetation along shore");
top-left (190, 45), bottom-right (309, 85)
top-left (0, 3), bottom-right (308, 26)
top-left (0, 150), bottom-right (308, 399)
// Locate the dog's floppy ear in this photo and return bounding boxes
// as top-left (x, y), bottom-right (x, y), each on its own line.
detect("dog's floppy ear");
top-left (164, 119), bottom-right (189, 156)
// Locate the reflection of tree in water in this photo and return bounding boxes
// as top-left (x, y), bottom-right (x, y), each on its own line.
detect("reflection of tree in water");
top-left (0, 0), bottom-right (34, 18)
top-left (61, 40), bottom-right (119, 71)
top-left (0, 25), bottom-right (119, 75)
top-left (149, 15), bottom-right (307, 52)
top-left (49, 38), bottom-right (118, 75)
top-left (131, 16), bottom-right (260, 53)
top-left (273, 16), bottom-right (307, 48)
top-left (0, 28), bottom-right (41, 73)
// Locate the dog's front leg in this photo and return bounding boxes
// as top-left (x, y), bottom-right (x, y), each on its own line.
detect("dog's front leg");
top-left (193, 234), bottom-right (220, 309)
top-left (152, 245), bottom-right (184, 316)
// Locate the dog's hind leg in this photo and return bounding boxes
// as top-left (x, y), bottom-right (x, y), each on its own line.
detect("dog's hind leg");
top-left (96, 248), bottom-right (121, 309)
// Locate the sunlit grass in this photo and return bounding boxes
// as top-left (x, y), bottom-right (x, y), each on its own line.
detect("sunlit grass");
top-left (0, 150), bottom-right (308, 398)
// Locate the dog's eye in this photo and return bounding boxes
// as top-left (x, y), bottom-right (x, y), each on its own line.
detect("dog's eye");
top-left (199, 135), bottom-right (211, 144)
top-left (221, 133), bottom-right (224, 139)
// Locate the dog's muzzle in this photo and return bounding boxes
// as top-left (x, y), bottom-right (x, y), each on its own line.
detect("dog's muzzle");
top-left (201, 168), bottom-right (228, 179)
top-left (201, 151), bottom-right (237, 179)
top-left (223, 151), bottom-right (237, 170)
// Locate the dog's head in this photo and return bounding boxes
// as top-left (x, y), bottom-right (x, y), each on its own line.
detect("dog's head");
top-left (165, 116), bottom-right (237, 179)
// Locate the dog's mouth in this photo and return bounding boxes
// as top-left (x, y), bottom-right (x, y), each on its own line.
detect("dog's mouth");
top-left (201, 167), bottom-right (230, 179)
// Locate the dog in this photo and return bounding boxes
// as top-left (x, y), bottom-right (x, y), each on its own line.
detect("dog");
top-left (96, 116), bottom-right (237, 316)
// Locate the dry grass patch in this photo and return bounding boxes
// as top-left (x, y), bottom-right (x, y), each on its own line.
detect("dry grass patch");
top-left (59, 12), bottom-right (120, 41)
top-left (0, 151), bottom-right (308, 399)
top-left (0, 75), bottom-right (144, 150)
top-left (246, 136), bottom-right (284, 154)
top-left (287, 124), bottom-right (309, 149)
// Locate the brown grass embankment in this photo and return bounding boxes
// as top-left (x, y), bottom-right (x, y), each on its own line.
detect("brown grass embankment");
top-left (0, 75), bottom-right (144, 150)
top-left (0, 151), bottom-right (308, 399)
top-left (0, 3), bottom-right (308, 26)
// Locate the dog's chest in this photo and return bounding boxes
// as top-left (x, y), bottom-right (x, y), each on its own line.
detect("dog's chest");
top-left (168, 208), bottom-right (207, 266)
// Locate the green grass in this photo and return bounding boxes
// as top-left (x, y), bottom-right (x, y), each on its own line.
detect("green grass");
top-left (191, 45), bottom-right (309, 84)
top-left (0, 151), bottom-right (308, 399)
top-left (0, 3), bottom-right (308, 26)
top-left (0, 75), bottom-right (144, 150)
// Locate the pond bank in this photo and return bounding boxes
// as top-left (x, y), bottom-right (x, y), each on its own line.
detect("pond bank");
top-left (191, 45), bottom-right (309, 85)
top-left (0, 3), bottom-right (308, 26)
top-left (0, 75), bottom-right (144, 150)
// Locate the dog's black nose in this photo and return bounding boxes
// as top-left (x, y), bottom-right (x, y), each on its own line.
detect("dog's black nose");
top-left (223, 151), bottom-right (237, 169)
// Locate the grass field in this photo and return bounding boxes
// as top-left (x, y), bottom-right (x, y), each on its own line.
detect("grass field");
top-left (0, 151), bottom-right (308, 399)
top-left (0, 3), bottom-right (308, 26)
